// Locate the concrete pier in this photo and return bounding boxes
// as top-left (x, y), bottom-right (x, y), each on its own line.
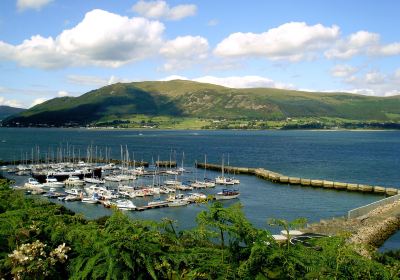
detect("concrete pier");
top-left (195, 162), bottom-right (399, 196)
top-left (304, 195), bottom-right (400, 253)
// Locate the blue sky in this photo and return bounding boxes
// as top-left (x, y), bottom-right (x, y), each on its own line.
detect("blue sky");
top-left (0, 0), bottom-right (400, 108)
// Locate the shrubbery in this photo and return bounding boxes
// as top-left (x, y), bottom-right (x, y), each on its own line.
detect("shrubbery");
top-left (0, 178), bottom-right (399, 279)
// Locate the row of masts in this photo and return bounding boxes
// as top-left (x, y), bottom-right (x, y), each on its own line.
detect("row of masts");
top-left (14, 144), bottom-right (115, 166)
top-left (12, 144), bottom-right (192, 166)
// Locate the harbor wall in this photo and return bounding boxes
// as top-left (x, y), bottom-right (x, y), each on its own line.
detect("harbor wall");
top-left (348, 194), bottom-right (400, 219)
top-left (196, 163), bottom-right (399, 196)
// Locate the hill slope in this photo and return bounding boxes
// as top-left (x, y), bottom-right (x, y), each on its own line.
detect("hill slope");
top-left (0, 105), bottom-right (25, 120)
top-left (3, 80), bottom-right (400, 127)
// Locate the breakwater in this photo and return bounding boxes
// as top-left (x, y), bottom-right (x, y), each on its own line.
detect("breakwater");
top-left (304, 198), bottom-right (400, 253)
top-left (196, 162), bottom-right (399, 196)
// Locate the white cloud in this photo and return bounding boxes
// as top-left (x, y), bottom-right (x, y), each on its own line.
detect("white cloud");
top-left (160, 35), bottom-right (209, 71)
top-left (17, 0), bottom-right (52, 11)
top-left (395, 68), bottom-right (400, 79)
top-left (0, 9), bottom-right (165, 69)
top-left (214, 22), bottom-right (339, 61)
top-left (161, 75), bottom-right (294, 89)
top-left (132, 0), bottom-right (196, 21)
top-left (325, 30), bottom-right (400, 59)
top-left (57, 9), bottom-right (164, 67)
top-left (369, 42), bottom-right (400, 56)
top-left (67, 74), bottom-right (133, 87)
top-left (160, 75), bottom-right (189, 81)
top-left (364, 71), bottom-right (385, 84)
top-left (325, 31), bottom-right (379, 59)
top-left (57, 90), bottom-right (69, 97)
top-left (67, 75), bottom-right (110, 87)
top-left (337, 69), bottom-right (400, 97)
top-left (193, 76), bottom-right (294, 89)
top-left (30, 97), bottom-right (48, 107)
top-left (0, 97), bottom-right (23, 108)
top-left (331, 64), bottom-right (358, 78)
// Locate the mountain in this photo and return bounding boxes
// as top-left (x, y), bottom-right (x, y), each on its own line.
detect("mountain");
top-left (3, 80), bottom-right (400, 127)
top-left (0, 105), bottom-right (25, 121)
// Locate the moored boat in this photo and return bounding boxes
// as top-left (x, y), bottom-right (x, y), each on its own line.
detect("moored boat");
top-left (168, 199), bottom-right (189, 207)
top-left (115, 199), bottom-right (136, 210)
top-left (215, 189), bottom-right (240, 200)
top-left (43, 177), bottom-right (65, 188)
top-left (64, 176), bottom-right (85, 186)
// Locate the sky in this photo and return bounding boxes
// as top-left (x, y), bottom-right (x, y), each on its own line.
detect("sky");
top-left (0, 0), bottom-right (400, 108)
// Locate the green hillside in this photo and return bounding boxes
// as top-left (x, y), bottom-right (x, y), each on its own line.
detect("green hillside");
top-left (0, 105), bottom-right (25, 121)
top-left (3, 80), bottom-right (400, 128)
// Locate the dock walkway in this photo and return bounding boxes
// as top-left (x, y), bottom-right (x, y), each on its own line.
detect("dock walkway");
top-left (196, 162), bottom-right (399, 196)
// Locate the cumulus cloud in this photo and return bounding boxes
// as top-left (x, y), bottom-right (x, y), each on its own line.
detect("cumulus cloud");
top-left (325, 30), bottom-right (400, 59)
top-left (57, 90), bottom-right (69, 97)
top-left (395, 68), bottom-right (400, 79)
top-left (67, 74), bottom-right (133, 87)
top-left (214, 22), bottom-right (339, 61)
top-left (0, 9), bottom-right (165, 69)
top-left (193, 76), bottom-right (294, 89)
top-left (369, 42), bottom-right (400, 56)
top-left (160, 35), bottom-right (209, 71)
top-left (0, 97), bottom-right (23, 108)
top-left (132, 0), bottom-right (196, 20)
top-left (337, 69), bottom-right (400, 97)
top-left (331, 64), bottom-right (358, 78)
top-left (325, 31), bottom-right (379, 59)
top-left (17, 0), bottom-right (52, 11)
top-left (67, 75), bottom-right (110, 87)
top-left (161, 75), bottom-right (294, 89)
top-left (30, 97), bottom-right (48, 107)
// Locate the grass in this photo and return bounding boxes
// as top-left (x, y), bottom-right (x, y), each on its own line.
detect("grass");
top-left (4, 80), bottom-right (400, 127)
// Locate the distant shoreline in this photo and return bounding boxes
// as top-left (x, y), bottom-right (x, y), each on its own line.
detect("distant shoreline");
top-left (0, 126), bottom-right (399, 132)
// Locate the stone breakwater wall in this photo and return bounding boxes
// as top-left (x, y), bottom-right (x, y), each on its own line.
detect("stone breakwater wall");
top-left (196, 163), bottom-right (399, 196)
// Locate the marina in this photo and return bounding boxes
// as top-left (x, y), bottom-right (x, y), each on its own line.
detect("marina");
top-left (0, 128), bottom-right (399, 250)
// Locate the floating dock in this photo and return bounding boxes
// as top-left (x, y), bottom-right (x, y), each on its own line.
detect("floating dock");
top-left (135, 202), bottom-right (170, 211)
top-left (196, 162), bottom-right (399, 196)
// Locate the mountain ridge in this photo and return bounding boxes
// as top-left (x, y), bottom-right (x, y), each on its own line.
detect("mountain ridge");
top-left (0, 105), bottom-right (25, 121)
top-left (3, 80), bottom-right (400, 127)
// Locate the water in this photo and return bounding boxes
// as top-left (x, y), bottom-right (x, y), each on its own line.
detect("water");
top-left (1, 128), bottom-right (399, 250)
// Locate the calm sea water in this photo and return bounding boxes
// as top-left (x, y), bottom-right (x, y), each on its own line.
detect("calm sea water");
top-left (1, 128), bottom-right (399, 250)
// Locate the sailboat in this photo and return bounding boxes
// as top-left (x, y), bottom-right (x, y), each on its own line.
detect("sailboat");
top-left (215, 155), bottom-right (234, 185)
top-left (202, 154), bottom-right (215, 187)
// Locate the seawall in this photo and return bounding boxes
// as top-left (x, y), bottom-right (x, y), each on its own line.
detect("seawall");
top-left (196, 162), bottom-right (399, 196)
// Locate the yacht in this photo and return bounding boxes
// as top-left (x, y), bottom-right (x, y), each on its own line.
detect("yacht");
top-left (215, 176), bottom-right (235, 185)
top-left (191, 181), bottom-right (207, 189)
top-left (64, 194), bottom-right (81, 202)
top-left (104, 175), bottom-right (122, 182)
top-left (184, 192), bottom-right (207, 202)
top-left (64, 176), bottom-right (85, 186)
top-left (168, 199), bottom-right (189, 207)
top-left (65, 188), bottom-right (83, 196)
top-left (81, 193), bottom-right (100, 204)
top-left (43, 177), bottom-right (65, 188)
top-left (24, 178), bottom-right (44, 189)
top-left (164, 179), bottom-right (181, 185)
top-left (115, 199), bottom-right (136, 210)
top-left (215, 189), bottom-right (240, 200)
top-left (84, 177), bottom-right (105, 184)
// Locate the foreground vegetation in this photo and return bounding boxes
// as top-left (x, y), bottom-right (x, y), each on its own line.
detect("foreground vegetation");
top-left (0, 178), bottom-right (400, 279)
